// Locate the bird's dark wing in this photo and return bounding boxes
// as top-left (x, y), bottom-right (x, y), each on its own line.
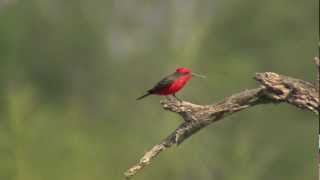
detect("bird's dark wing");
top-left (148, 72), bottom-right (183, 93)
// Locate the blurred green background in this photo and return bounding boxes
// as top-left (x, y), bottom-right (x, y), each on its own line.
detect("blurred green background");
top-left (0, 0), bottom-right (318, 180)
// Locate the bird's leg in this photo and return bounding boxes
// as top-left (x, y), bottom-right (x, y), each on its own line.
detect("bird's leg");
top-left (165, 96), bottom-right (175, 102)
top-left (173, 93), bottom-right (182, 102)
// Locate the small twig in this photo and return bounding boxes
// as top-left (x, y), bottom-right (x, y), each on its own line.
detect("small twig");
top-left (125, 66), bottom-right (319, 179)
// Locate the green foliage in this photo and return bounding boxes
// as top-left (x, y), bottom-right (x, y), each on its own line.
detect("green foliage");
top-left (0, 0), bottom-right (318, 179)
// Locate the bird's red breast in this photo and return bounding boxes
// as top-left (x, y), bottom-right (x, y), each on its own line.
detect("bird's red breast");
top-left (155, 74), bottom-right (192, 95)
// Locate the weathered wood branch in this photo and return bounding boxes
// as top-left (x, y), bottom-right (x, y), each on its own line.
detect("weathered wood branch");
top-left (315, 57), bottom-right (320, 90)
top-left (316, 56), bottom-right (320, 180)
top-left (125, 61), bottom-right (319, 179)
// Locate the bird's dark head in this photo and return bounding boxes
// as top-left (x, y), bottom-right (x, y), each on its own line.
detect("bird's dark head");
top-left (176, 67), bottom-right (191, 74)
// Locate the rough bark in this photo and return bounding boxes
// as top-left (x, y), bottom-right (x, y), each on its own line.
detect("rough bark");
top-left (316, 57), bottom-right (320, 180)
top-left (125, 61), bottom-right (319, 179)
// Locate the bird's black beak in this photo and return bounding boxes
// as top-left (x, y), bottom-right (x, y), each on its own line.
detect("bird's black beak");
top-left (192, 72), bottom-right (206, 78)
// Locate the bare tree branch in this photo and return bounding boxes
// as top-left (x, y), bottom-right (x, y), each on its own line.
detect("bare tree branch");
top-left (315, 56), bottom-right (320, 180)
top-left (125, 62), bottom-right (319, 179)
top-left (315, 57), bottom-right (320, 90)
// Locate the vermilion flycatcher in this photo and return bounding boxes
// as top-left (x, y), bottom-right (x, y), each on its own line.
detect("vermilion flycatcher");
top-left (136, 67), bottom-right (205, 101)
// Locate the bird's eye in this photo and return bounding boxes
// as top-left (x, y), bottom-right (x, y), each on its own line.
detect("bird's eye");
top-left (177, 71), bottom-right (189, 75)
top-left (179, 72), bottom-right (188, 75)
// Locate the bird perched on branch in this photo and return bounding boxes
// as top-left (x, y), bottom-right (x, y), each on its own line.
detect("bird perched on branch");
top-left (136, 67), bottom-right (205, 101)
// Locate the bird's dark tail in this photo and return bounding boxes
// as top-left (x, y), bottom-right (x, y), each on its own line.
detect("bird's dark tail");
top-left (136, 92), bottom-right (151, 100)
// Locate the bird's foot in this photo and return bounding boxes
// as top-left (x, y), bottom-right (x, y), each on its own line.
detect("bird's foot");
top-left (164, 95), bottom-right (182, 103)
top-left (164, 96), bottom-right (172, 102)
top-left (173, 94), bottom-right (183, 102)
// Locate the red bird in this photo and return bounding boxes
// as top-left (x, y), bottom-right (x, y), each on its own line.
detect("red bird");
top-left (136, 67), bottom-right (205, 101)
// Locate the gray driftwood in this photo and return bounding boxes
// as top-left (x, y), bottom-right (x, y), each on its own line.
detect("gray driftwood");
top-left (125, 60), bottom-right (319, 179)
